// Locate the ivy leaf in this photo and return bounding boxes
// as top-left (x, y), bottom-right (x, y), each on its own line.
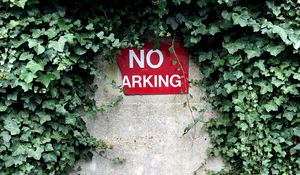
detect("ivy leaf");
top-left (271, 77), bottom-right (285, 87)
top-left (183, 123), bottom-right (194, 135)
top-left (0, 131), bottom-right (11, 146)
top-left (33, 44), bottom-right (45, 55)
top-left (257, 82), bottom-right (273, 94)
top-left (208, 24), bottom-right (220, 35)
top-left (290, 144), bottom-right (300, 155)
top-left (254, 60), bottom-right (266, 72)
top-left (265, 43), bottom-right (285, 56)
top-left (198, 51), bottom-right (212, 62)
top-left (31, 29), bottom-right (43, 39)
top-left (232, 12), bottom-right (249, 27)
top-left (112, 157), bottom-right (126, 165)
top-left (14, 81), bottom-right (32, 91)
top-left (273, 96), bottom-right (285, 106)
top-left (7, 92), bottom-right (17, 101)
top-left (85, 23), bottom-right (94, 30)
top-left (96, 31), bottom-right (105, 39)
top-left (36, 73), bottom-right (57, 88)
top-left (0, 103), bottom-right (8, 112)
top-left (281, 85), bottom-right (298, 95)
top-left (172, 59), bottom-right (177, 65)
top-left (293, 127), bottom-right (300, 137)
top-left (244, 48), bottom-right (262, 59)
top-left (92, 45), bottom-right (100, 52)
top-left (20, 70), bottom-right (36, 83)
top-left (270, 67), bottom-right (285, 80)
top-left (45, 144), bottom-right (54, 152)
top-left (28, 39), bottom-right (39, 48)
top-left (233, 70), bottom-right (244, 79)
top-left (4, 118), bottom-right (20, 135)
top-left (64, 33), bottom-right (75, 44)
top-left (28, 147), bottom-right (44, 160)
top-left (293, 40), bottom-right (300, 50)
top-left (176, 13), bottom-right (186, 24)
top-left (55, 104), bottom-right (68, 115)
top-left (212, 58), bottom-right (225, 67)
top-left (8, 20), bottom-right (20, 29)
top-left (265, 103), bottom-right (278, 112)
top-left (74, 46), bottom-right (87, 55)
top-left (223, 42), bottom-right (243, 54)
top-left (4, 155), bottom-right (26, 167)
top-left (45, 28), bottom-right (57, 39)
top-left (273, 145), bottom-right (285, 156)
top-left (293, 73), bottom-right (300, 81)
top-left (26, 60), bottom-right (44, 74)
top-left (42, 100), bottom-right (56, 110)
top-left (283, 112), bottom-right (294, 121)
top-left (12, 0), bottom-right (28, 8)
top-left (19, 52), bottom-right (34, 61)
top-left (224, 83), bottom-right (237, 94)
top-left (65, 114), bottom-right (77, 125)
top-left (107, 33), bottom-right (115, 41)
top-left (166, 17), bottom-right (179, 30)
top-left (240, 122), bottom-right (248, 131)
top-left (112, 39), bottom-right (120, 48)
top-left (37, 112), bottom-right (51, 124)
top-left (43, 153), bottom-right (57, 162)
top-left (272, 26), bottom-right (288, 44)
top-left (49, 36), bottom-right (67, 52)
top-left (12, 144), bottom-right (27, 156)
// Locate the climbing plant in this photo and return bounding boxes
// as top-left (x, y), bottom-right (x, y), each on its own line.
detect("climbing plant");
top-left (0, 0), bottom-right (131, 174)
top-left (1, 0), bottom-right (300, 174)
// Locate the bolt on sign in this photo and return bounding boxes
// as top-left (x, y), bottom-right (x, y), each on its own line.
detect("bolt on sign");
top-left (117, 42), bottom-right (189, 95)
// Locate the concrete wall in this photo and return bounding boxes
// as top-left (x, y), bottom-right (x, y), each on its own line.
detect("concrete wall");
top-left (72, 59), bottom-right (224, 175)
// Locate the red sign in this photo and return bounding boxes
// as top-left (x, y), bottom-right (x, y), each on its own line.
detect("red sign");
top-left (117, 42), bottom-right (189, 95)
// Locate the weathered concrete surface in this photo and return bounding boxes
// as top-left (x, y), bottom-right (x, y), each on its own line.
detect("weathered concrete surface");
top-left (72, 60), bottom-right (224, 175)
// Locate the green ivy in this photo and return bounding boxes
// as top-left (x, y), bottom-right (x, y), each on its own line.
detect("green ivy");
top-left (1, 0), bottom-right (300, 174)
top-left (0, 1), bottom-right (131, 174)
top-left (178, 1), bottom-right (300, 174)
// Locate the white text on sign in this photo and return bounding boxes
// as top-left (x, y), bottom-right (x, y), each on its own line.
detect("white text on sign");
top-left (123, 49), bottom-right (183, 88)
top-left (129, 49), bottom-right (164, 68)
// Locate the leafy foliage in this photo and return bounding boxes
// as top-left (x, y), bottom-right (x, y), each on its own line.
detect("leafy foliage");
top-left (175, 1), bottom-right (300, 174)
top-left (0, 0), bottom-right (129, 174)
top-left (1, 0), bottom-right (300, 174)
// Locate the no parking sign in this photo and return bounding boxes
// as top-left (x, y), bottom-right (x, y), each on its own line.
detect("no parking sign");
top-left (117, 42), bottom-right (189, 95)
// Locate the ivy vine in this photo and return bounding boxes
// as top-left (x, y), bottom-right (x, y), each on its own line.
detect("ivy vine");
top-left (1, 0), bottom-right (300, 175)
